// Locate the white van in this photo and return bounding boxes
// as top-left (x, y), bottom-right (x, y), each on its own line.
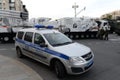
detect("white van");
top-left (15, 25), bottom-right (94, 78)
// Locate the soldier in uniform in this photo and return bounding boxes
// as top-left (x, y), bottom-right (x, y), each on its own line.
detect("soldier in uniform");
top-left (104, 24), bottom-right (110, 40)
top-left (99, 27), bottom-right (105, 40)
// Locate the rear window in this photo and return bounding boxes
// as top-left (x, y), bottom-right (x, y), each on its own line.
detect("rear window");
top-left (17, 31), bottom-right (24, 39)
top-left (24, 32), bottom-right (33, 42)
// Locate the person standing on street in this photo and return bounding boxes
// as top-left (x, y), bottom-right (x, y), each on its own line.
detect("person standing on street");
top-left (104, 23), bottom-right (110, 40)
top-left (99, 27), bottom-right (105, 40)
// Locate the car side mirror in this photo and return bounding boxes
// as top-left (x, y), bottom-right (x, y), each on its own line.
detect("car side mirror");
top-left (40, 43), bottom-right (48, 47)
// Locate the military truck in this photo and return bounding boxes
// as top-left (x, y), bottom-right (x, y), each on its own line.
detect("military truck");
top-left (108, 20), bottom-right (120, 35)
top-left (0, 10), bottom-right (28, 43)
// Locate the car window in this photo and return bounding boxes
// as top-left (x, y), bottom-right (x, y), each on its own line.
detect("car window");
top-left (34, 33), bottom-right (45, 45)
top-left (17, 31), bottom-right (24, 39)
top-left (44, 33), bottom-right (73, 46)
top-left (24, 32), bottom-right (33, 42)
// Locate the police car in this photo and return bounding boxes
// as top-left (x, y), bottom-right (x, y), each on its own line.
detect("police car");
top-left (15, 25), bottom-right (94, 78)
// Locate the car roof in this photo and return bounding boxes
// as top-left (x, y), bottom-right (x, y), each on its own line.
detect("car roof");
top-left (19, 28), bottom-right (59, 34)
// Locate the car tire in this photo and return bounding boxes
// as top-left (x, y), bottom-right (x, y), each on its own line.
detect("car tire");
top-left (16, 47), bottom-right (24, 58)
top-left (54, 60), bottom-right (66, 78)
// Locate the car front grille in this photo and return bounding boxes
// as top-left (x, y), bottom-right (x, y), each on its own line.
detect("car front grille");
top-left (81, 52), bottom-right (93, 61)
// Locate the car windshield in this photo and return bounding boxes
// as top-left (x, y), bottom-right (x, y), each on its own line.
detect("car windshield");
top-left (43, 33), bottom-right (73, 46)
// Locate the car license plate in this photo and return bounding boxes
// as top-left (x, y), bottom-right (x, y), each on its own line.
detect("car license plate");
top-left (86, 60), bottom-right (93, 67)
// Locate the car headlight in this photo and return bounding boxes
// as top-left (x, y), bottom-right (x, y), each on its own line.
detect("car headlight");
top-left (70, 56), bottom-right (85, 65)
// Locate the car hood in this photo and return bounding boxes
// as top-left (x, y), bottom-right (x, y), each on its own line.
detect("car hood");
top-left (53, 42), bottom-right (91, 57)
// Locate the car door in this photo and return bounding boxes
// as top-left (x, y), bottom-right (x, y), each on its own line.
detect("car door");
top-left (33, 33), bottom-right (49, 64)
top-left (22, 32), bottom-right (35, 58)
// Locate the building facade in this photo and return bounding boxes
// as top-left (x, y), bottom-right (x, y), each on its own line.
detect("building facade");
top-left (101, 10), bottom-right (120, 20)
top-left (0, 0), bottom-right (27, 12)
top-left (0, 0), bottom-right (28, 27)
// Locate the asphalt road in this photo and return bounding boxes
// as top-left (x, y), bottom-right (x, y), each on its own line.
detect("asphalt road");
top-left (0, 34), bottom-right (120, 80)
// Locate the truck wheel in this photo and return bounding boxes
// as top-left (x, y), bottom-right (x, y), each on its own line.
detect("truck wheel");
top-left (86, 35), bottom-right (89, 38)
top-left (0, 38), bottom-right (3, 43)
top-left (3, 37), bottom-right (9, 42)
top-left (88, 34), bottom-right (91, 38)
top-left (75, 35), bottom-right (79, 39)
top-left (81, 35), bottom-right (84, 38)
top-left (12, 37), bottom-right (16, 42)
top-left (91, 34), bottom-right (94, 38)
top-left (16, 47), bottom-right (24, 58)
top-left (54, 60), bottom-right (66, 78)
top-left (70, 35), bottom-right (74, 39)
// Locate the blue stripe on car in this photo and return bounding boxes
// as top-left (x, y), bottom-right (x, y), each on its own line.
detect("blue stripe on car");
top-left (16, 38), bottom-right (70, 60)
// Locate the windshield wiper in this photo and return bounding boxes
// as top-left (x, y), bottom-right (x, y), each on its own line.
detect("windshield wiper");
top-left (62, 41), bottom-right (73, 45)
top-left (52, 41), bottom-right (73, 46)
top-left (52, 43), bottom-right (63, 46)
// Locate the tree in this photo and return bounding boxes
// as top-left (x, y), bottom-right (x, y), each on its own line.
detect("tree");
top-left (106, 14), bottom-right (112, 20)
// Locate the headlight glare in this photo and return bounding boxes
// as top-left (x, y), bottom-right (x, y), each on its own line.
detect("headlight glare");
top-left (70, 56), bottom-right (85, 64)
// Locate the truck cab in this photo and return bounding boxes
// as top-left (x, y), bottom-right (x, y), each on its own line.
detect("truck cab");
top-left (96, 20), bottom-right (110, 30)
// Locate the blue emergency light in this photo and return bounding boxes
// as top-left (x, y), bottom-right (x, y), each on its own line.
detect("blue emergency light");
top-left (34, 24), bottom-right (45, 29)
top-left (47, 25), bottom-right (54, 29)
top-left (34, 24), bottom-right (54, 29)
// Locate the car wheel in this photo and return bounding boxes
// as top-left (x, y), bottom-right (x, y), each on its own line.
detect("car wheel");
top-left (16, 47), bottom-right (24, 58)
top-left (54, 60), bottom-right (66, 78)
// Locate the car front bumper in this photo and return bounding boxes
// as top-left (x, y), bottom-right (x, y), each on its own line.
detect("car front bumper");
top-left (66, 60), bottom-right (94, 75)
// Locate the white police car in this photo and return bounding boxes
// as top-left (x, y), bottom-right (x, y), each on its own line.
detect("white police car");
top-left (15, 25), bottom-right (94, 78)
